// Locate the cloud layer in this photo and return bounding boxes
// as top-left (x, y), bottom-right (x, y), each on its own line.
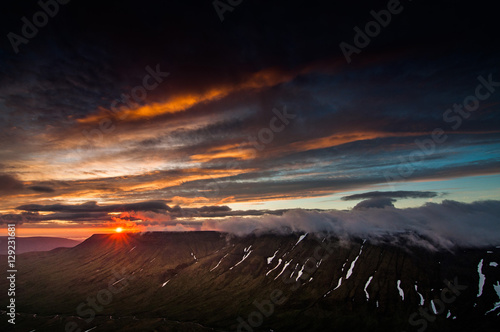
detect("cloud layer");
top-left (201, 200), bottom-right (500, 250)
top-left (0, 1), bottom-right (499, 212)
top-left (342, 191), bottom-right (442, 201)
top-left (4, 198), bottom-right (499, 250)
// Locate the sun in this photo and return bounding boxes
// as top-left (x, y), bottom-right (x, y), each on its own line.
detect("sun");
top-left (115, 227), bottom-right (123, 233)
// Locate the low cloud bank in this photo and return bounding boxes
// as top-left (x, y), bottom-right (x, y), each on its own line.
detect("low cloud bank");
top-left (342, 190), bottom-right (442, 201)
top-left (202, 200), bottom-right (500, 250)
top-left (3, 197), bottom-right (500, 250)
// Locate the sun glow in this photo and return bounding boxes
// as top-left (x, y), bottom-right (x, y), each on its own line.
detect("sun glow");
top-left (115, 227), bottom-right (123, 233)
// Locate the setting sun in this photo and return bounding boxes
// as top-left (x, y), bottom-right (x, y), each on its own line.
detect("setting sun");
top-left (115, 227), bottom-right (123, 233)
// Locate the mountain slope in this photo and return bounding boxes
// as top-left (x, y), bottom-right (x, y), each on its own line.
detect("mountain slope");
top-left (1, 231), bottom-right (499, 331)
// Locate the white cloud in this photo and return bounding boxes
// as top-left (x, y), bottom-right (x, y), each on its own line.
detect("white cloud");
top-left (201, 200), bottom-right (500, 249)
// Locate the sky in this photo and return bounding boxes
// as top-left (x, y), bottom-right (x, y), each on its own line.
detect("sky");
top-left (0, 0), bottom-right (499, 241)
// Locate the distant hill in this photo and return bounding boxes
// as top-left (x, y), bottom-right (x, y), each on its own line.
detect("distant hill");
top-left (0, 231), bottom-right (499, 331)
top-left (0, 236), bottom-right (81, 255)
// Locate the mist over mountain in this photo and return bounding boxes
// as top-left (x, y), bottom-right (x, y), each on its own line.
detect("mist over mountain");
top-left (201, 200), bottom-right (500, 250)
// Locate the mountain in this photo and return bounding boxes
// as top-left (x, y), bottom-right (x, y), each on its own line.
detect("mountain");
top-left (0, 236), bottom-right (81, 255)
top-left (1, 231), bottom-right (499, 331)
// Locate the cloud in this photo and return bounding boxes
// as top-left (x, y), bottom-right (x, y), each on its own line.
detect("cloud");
top-left (2, 199), bottom-right (289, 226)
top-left (1, 56), bottom-right (499, 211)
top-left (0, 174), bottom-right (24, 196)
top-left (201, 200), bottom-right (500, 250)
top-left (16, 200), bottom-right (171, 213)
top-left (27, 186), bottom-right (56, 193)
top-left (353, 198), bottom-right (396, 210)
top-left (77, 67), bottom-right (298, 125)
top-left (342, 191), bottom-right (441, 201)
top-left (111, 211), bottom-right (172, 226)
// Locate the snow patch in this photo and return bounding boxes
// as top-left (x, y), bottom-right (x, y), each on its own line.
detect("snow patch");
top-left (346, 244), bottom-right (364, 279)
top-left (333, 277), bottom-right (343, 290)
top-left (477, 259), bottom-right (485, 297)
top-left (274, 260), bottom-right (292, 280)
top-left (290, 263), bottom-right (299, 278)
top-left (296, 233), bottom-right (308, 246)
top-left (266, 259), bottom-right (282, 276)
top-left (161, 280), bottom-right (170, 287)
top-left (295, 264), bottom-right (305, 281)
top-left (364, 276), bottom-right (373, 301)
top-left (210, 253), bottom-right (228, 272)
top-left (415, 284), bottom-right (424, 306)
top-left (431, 300), bottom-right (438, 314)
top-left (112, 278), bottom-right (125, 286)
top-left (341, 261), bottom-right (347, 272)
top-left (323, 277), bottom-right (343, 296)
top-left (267, 250), bottom-right (279, 264)
top-left (230, 246), bottom-right (252, 270)
top-left (485, 281), bottom-right (500, 315)
top-left (397, 280), bottom-right (405, 301)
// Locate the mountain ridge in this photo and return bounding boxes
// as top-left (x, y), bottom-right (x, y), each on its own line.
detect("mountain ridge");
top-left (0, 236), bottom-right (81, 255)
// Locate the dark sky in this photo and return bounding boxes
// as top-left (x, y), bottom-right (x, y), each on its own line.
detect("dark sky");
top-left (0, 0), bottom-right (499, 238)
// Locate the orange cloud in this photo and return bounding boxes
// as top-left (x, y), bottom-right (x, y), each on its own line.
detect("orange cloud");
top-left (217, 196), bottom-right (236, 205)
top-left (190, 144), bottom-right (256, 162)
top-left (77, 67), bottom-right (296, 124)
top-left (289, 131), bottom-right (421, 152)
top-left (122, 168), bottom-right (254, 192)
top-left (170, 196), bottom-right (210, 206)
top-left (111, 211), bottom-right (171, 225)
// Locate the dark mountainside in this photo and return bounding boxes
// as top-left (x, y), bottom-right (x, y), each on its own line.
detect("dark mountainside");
top-left (1, 231), bottom-right (499, 331)
top-left (0, 236), bottom-right (81, 255)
